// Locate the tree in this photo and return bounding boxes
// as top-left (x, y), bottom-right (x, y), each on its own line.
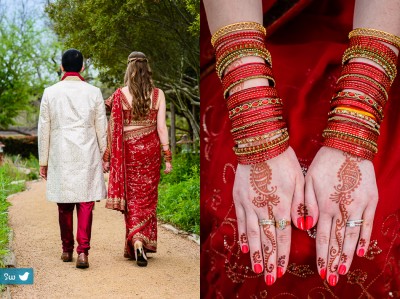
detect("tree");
top-left (0, 3), bottom-right (61, 129)
top-left (46, 0), bottom-right (200, 140)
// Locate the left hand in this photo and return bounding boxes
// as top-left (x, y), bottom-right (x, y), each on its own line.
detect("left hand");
top-left (164, 162), bottom-right (172, 174)
top-left (305, 146), bottom-right (378, 286)
top-left (39, 166), bottom-right (48, 180)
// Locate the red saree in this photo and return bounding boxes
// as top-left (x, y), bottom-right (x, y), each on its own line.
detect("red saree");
top-left (106, 88), bottom-right (161, 255)
top-left (200, 0), bottom-right (400, 298)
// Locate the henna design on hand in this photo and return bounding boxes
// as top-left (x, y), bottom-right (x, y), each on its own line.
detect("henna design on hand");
top-left (297, 203), bottom-right (309, 217)
top-left (250, 162), bottom-right (279, 213)
top-left (277, 255), bottom-right (286, 268)
top-left (317, 257), bottom-right (326, 269)
top-left (240, 233), bottom-right (248, 244)
top-left (253, 250), bottom-right (262, 264)
top-left (359, 238), bottom-right (366, 247)
top-left (340, 253), bottom-right (348, 263)
top-left (250, 162), bottom-right (280, 274)
top-left (328, 153), bottom-right (362, 273)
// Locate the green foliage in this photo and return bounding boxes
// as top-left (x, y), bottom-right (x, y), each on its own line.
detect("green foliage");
top-left (0, 18), bottom-right (61, 129)
top-left (158, 154), bottom-right (199, 234)
top-left (0, 157), bottom-right (30, 267)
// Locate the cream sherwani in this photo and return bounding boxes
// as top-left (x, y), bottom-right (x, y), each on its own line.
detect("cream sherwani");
top-left (38, 78), bottom-right (107, 203)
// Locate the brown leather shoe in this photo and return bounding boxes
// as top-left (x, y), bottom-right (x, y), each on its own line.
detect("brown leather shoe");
top-left (61, 252), bottom-right (73, 262)
top-left (76, 253), bottom-right (89, 268)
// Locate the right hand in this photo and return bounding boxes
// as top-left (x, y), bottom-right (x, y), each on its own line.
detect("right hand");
top-left (102, 161), bottom-right (110, 173)
top-left (164, 162), bottom-right (172, 174)
top-left (39, 166), bottom-right (48, 180)
top-left (233, 147), bottom-right (304, 285)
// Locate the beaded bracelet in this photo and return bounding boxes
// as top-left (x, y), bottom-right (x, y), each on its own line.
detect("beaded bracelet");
top-left (349, 28), bottom-right (400, 50)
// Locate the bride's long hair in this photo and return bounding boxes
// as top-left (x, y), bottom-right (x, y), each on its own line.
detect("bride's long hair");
top-left (124, 51), bottom-right (154, 120)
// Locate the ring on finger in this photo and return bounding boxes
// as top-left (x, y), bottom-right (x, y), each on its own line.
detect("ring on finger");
top-left (346, 219), bottom-right (363, 228)
top-left (276, 218), bottom-right (291, 230)
top-left (259, 219), bottom-right (275, 226)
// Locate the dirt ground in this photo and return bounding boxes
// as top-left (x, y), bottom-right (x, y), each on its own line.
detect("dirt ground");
top-left (7, 180), bottom-right (199, 299)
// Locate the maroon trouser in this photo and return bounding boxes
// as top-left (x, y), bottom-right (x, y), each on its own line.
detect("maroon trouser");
top-left (57, 202), bottom-right (95, 255)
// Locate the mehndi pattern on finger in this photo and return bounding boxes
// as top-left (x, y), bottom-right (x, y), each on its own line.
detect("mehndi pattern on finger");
top-left (328, 152), bottom-right (362, 273)
top-left (250, 161), bottom-right (280, 275)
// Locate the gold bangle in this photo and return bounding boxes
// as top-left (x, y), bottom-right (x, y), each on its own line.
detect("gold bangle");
top-left (234, 131), bottom-right (289, 155)
top-left (328, 116), bottom-right (380, 135)
top-left (211, 22), bottom-right (266, 46)
top-left (336, 74), bottom-right (389, 103)
top-left (231, 117), bottom-right (283, 133)
top-left (236, 128), bottom-right (287, 145)
top-left (224, 76), bottom-right (276, 98)
top-left (342, 48), bottom-right (397, 81)
top-left (217, 48), bottom-right (272, 78)
top-left (322, 131), bottom-right (378, 152)
top-left (349, 28), bottom-right (400, 49)
top-left (329, 108), bottom-right (380, 128)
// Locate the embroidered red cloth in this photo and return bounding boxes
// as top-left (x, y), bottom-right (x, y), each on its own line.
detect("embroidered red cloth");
top-left (61, 72), bottom-right (85, 81)
top-left (200, 0), bottom-right (400, 298)
top-left (105, 89), bottom-right (126, 212)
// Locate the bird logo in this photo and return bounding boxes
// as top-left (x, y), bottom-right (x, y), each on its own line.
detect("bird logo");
top-left (19, 272), bottom-right (30, 281)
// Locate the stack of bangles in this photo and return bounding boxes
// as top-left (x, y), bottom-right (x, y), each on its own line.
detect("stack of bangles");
top-left (211, 21), bottom-right (288, 164)
top-left (322, 28), bottom-right (400, 160)
top-left (162, 143), bottom-right (172, 163)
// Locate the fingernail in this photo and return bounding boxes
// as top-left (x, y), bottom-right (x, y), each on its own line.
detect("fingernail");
top-left (297, 217), bottom-right (305, 230)
top-left (338, 265), bottom-right (346, 275)
top-left (357, 248), bottom-right (365, 257)
top-left (277, 267), bottom-right (284, 278)
top-left (254, 264), bottom-right (263, 274)
top-left (266, 274), bottom-right (275, 285)
top-left (320, 268), bottom-right (326, 279)
top-left (241, 244), bottom-right (249, 253)
top-left (328, 274), bottom-right (337, 286)
top-left (305, 216), bottom-right (314, 230)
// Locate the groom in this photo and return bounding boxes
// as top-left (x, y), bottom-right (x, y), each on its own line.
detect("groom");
top-left (38, 49), bottom-right (107, 269)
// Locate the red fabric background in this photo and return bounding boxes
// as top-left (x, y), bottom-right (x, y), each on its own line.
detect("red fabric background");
top-left (200, 0), bottom-right (400, 298)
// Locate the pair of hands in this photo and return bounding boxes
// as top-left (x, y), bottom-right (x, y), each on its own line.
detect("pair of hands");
top-left (102, 161), bottom-right (173, 174)
top-left (234, 146), bottom-right (378, 286)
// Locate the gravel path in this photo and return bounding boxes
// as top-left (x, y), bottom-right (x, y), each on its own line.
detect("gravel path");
top-left (7, 180), bottom-right (199, 299)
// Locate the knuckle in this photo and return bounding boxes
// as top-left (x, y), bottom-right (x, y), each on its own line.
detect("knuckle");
top-left (317, 235), bottom-right (330, 246)
top-left (345, 231), bottom-right (359, 239)
top-left (277, 233), bottom-right (290, 244)
top-left (247, 230), bottom-right (260, 239)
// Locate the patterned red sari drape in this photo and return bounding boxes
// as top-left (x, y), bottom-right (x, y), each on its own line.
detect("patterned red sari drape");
top-left (200, 0), bottom-right (400, 298)
top-left (106, 88), bottom-right (161, 255)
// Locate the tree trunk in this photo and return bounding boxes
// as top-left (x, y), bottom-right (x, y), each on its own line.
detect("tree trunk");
top-left (170, 102), bottom-right (176, 154)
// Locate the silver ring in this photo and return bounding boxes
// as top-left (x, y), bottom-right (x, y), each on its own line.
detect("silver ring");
top-left (277, 219), bottom-right (291, 230)
top-left (346, 219), bottom-right (363, 228)
top-left (259, 219), bottom-right (275, 226)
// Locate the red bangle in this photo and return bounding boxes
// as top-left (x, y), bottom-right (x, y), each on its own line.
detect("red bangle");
top-left (227, 86), bottom-right (278, 108)
top-left (322, 137), bottom-right (374, 160)
top-left (214, 31), bottom-right (265, 51)
top-left (335, 80), bottom-right (387, 106)
top-left (330, 98), bottom-right (383, 121)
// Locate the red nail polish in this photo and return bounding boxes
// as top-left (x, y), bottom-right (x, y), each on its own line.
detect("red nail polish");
top-left (305, 216), bottom-right (314, 230)
top-left (357, 248), bottom-right (365, 257)
top-left (254, 264), bottom-right (263, 274)
top-left (328, 274), bottom-right (337, 286)
top-left (297, 217), bottom-right (305, 230)
top-left (338, 265), bottom-right (346, 275)
top-left (277, 267), bottom-right (284, 278)
top-left (266, 274), bottom-right (275, 286)
top-left (320, 268), bottom-right (326, 279)
top-left (241, 244), bottom-right (249, 253)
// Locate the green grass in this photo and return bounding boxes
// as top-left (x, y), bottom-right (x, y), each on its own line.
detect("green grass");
top-left (0, 156), bottom-right (36, 268)
top-left (157, 153), bottom-right (200, 235)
